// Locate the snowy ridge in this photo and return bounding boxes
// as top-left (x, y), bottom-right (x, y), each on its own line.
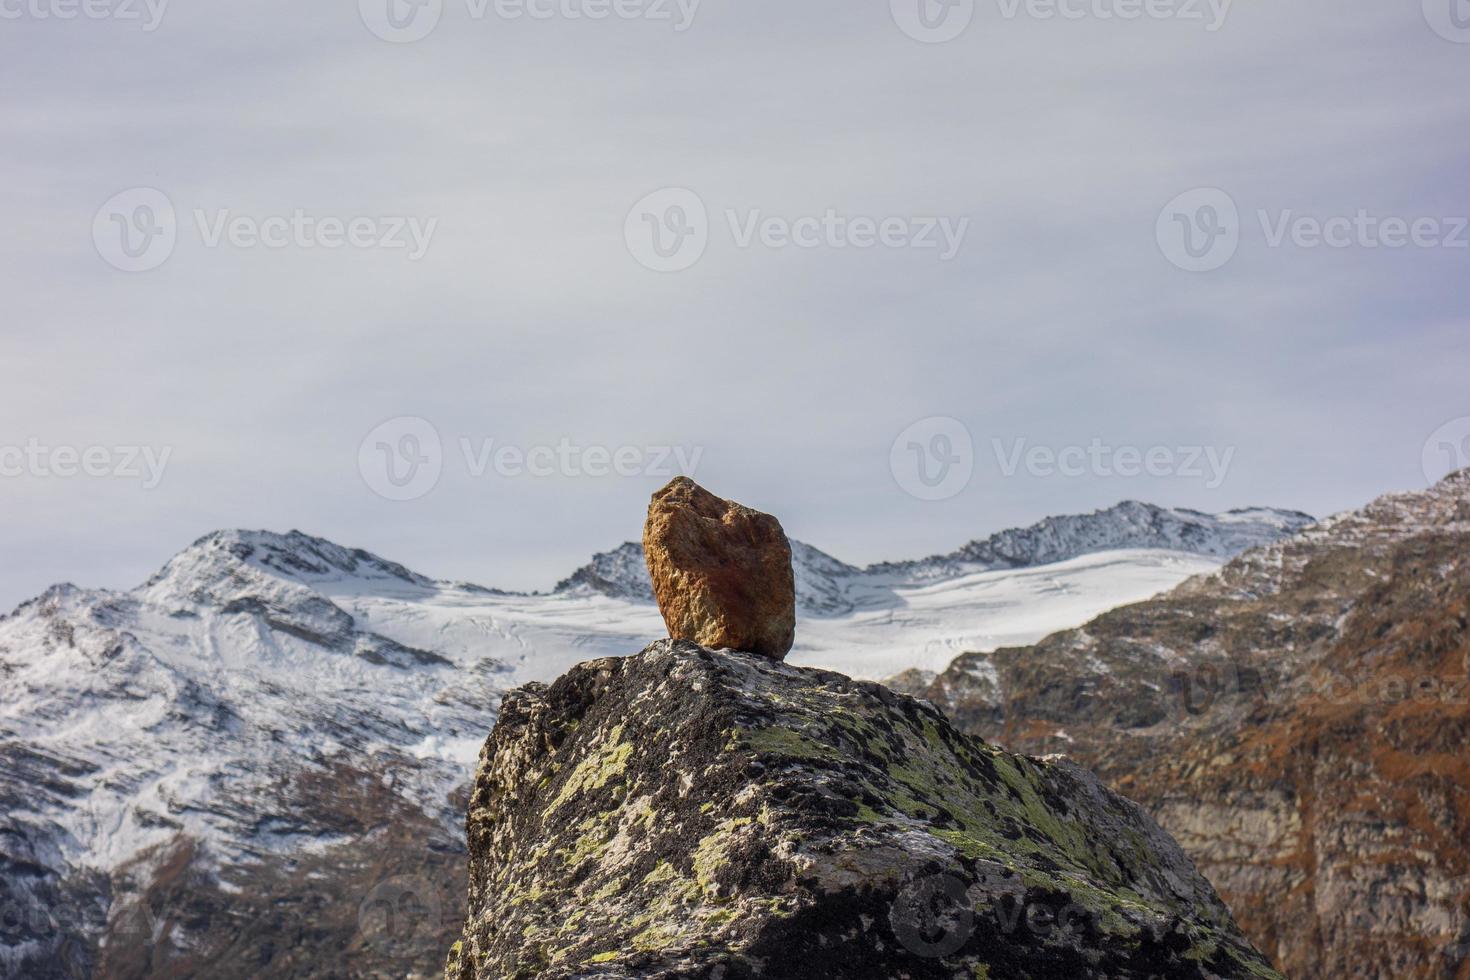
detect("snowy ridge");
top-left (0, 503), bottom-right (1312, 973)
top-left (552, 541), bottom-right (652, 602)
top-left (556, 501), bottom-right (1315, 613)
top-left (864, 500), bottom-right (1314, 580)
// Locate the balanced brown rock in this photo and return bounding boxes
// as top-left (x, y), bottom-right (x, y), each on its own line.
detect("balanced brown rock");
top-left (643, 477), bottom-right (795, 660)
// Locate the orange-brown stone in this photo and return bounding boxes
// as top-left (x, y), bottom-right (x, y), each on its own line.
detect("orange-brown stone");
top-left (642, 477), bottom-right (795, 661)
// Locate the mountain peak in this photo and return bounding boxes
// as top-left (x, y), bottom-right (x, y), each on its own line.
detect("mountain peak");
top-left (925, 499), bottom-right (1315, 574)
top-left (552, 541), bottom-right (651, 601)
top-left (557, 501), bottom-right (1316, 614)
top-left (146, 528), bottom-right (435, 598)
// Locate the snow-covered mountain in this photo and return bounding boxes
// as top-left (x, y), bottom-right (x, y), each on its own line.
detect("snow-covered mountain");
top-left (0, 503), bottom-right (1312, 978)
top-left (863, 500), bottom-right (1313, 580)
top-left (557, 501), bottom-right (1315, 614)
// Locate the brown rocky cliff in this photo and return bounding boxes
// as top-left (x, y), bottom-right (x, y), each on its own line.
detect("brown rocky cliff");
top-left (914, 471), bottom-right (1470, 979)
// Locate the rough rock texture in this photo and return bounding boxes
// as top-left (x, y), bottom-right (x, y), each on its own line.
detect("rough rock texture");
top-left (642, 478), bottom-right (796, 660)
top-left (913, 470), bottom-right (1470, 980)
top-left (447, 640), bottom-right (1281, 979)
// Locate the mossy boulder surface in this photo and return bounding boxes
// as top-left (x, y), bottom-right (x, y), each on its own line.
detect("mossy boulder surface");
top-left (448, 640), bottom-right (1281, 980)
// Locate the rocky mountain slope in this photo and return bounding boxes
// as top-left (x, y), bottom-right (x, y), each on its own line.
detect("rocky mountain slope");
top-left (0, 503), bottom-right (1307, 978)
top-left (909, 471), bottom-right (1470, 979)
top-left (0, 531), bottom-right (505, 978)
top-left (449, 640), bottom-right (1281, 979)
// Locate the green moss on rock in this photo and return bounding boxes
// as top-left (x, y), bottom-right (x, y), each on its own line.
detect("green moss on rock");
top-left (446, 640), bottom-right (1283, 980)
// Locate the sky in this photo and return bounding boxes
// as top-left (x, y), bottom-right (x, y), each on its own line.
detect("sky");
top-left (1, 0), bottom-right (1468, 611)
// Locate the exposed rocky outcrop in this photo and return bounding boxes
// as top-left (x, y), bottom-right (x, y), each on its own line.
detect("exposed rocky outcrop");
top-left (913, 471), bottom-right (1470, 979)
top-left (643, 479), bottom-right (796, 660)
top-left (447, 640), bottom-right (1280, 979)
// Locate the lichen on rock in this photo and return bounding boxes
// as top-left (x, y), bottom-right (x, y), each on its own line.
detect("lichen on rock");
top-left (448, 640), bottom-right (1281, 979)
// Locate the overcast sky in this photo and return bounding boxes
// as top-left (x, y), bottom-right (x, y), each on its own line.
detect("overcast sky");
top-left (1, 0), bottom-right (1467, 610)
